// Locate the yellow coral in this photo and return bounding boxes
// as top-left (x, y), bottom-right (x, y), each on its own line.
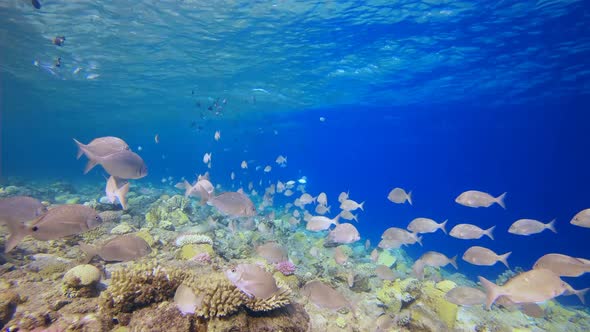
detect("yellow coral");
top-left (419, 281), bottom-right (458, 329)
top-left (178, 243), bottom-right (214, 260)
top-left (435, 280), bottom-right (457, 293)
top-left (135, 229), bottom-right (155, 247)
top-left (377, 250), bottom-right (397, 267)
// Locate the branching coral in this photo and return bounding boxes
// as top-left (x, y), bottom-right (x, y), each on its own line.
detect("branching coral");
top-left (99, 262), bottom-right (186, 318)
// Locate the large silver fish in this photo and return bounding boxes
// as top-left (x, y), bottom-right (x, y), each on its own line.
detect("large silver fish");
top-left (79, 234), bottom-right (151, 262)
top-left (74, 137), bottom-right (129, 173)
top-left (225, 263), bottom-right (279, 299)
top-left (208, 192), bottom-right (256, 217)
top-left (6, 204), bottom-right (102, 252)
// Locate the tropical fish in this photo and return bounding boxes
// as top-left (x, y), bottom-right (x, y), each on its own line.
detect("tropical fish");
top-left (478, 269), bottom-right (570, 310)
top-left (407, 218), bottom-right (447, 234)
top-left (570, 208), bottom-right (590, 228)
top-left (264, 165), bottom-right (272, 173)
top-left (449, 224), bottom-right (495, 240)
top-left (6, 204), bottom-right (102, 252)
top-left (241, 160), bottom-right (248, 169)
top-left (533, 253), bottom-right (590, 277)
top-left (92, 150), bottom-right (147, 179)
top-left (306, 215), bottom-right (339, 232)
top-left (79, 235), bottom-right (151, 262)
top-left (256, 242), bottom-right (288, 264)
top-left (214, 130), bottom-right (221, 141)
top-left (275, 155), bottom-right (287, 165)
top-left (301, 280), bottom-right (352, 311)
top-left (299, 193), bottom-right (315, 205)
top-left (381, 227), bottom-right (422, 246)
top-left (207, 191), bottom-right (256, 217)
top-left (326, 223), bottom-right (360, 244)
top-left (0, 196), bottom-right (46, 226)
top-left (387, 187), bottom-right (412, 205)
top-left (317, 192), bottom-right (327, 206)
top-left (73, 137), bottom-right (130, 173)
top-left (338, 191), bottom-right (349, 203)
top-left (314, 204), bottom-right (330, 215)
top-left (375, 265), bottom-right (397, 281)
top-left (420, 251), bottom-right (458, 270)
top-left (225, 264), bottom-right (280, 299)
top-left (508, 219), bottom-right (556, 235)
top-left (444, 286), bottom-right (486, 306)
top-left (339, 210), bottom-right (358, 222)
top-left (462, 246), bottom-right (511, 268)
top-left (0, 196), bottom-right (47, 252)
top-left (174, 284), bottom-right (203, 315)
top-left (455, 190), bottom-right (506, 209)
top-left (203, 152), bottom-right (212, 164)
top-left (340, 199), bottom-right (364, 211)
top-left (105, 176), bottom-right (129, 210)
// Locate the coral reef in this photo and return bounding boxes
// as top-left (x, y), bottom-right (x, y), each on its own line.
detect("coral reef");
top-left (62, 264), bottom-right (102, 298)
top-left (99, 262), bottom-right (186, 324)
top-left (274, 260), bottom-right (296, 275)
top-left (144, 195), bottom-right (192, 230)
top-left (175, 233), bottom-right (213, 246)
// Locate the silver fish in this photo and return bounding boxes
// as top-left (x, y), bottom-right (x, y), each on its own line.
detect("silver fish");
top-left (74, 137), bottom-right (129, 173)
top-left (450, 224), bottom-right (495, 240)
top-left (301, 280), bottom-right (352, 311)
top-left (508, 218), bottom-right (556, 235)
top-left (105, 176), bottom-right (129, 210)
top-left (455, 190), bottom-right (506, 209)
top-left (479, 269), bottom-right (569, 310)
top-left (208, 191), bottom-right (256, 217)
top-left (79, 234), bottom-right (151, 262)
top-left (97, 150), bottom-right (148, 179)
top-left (533, 253), bottom-right (590, 277)
top-left (444, 286), bottom-right (486, 306)
top-left (256, 242), bottom-right (288, 264)
top-left (225, 263), bottom-right (279, 299)
top-left (326, 223), bottom-right (360, 244)
top-left (462, 246), bottom-right (511, 268)
top-left (6, 204), bottom-right (102, 252)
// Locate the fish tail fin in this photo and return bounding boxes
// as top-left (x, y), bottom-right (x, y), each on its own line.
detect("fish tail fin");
top-left (327, 206), bottom-right (331, 214)
top-left (547, 219), bottom-right (557, 233)
top-left (485, 226), bottom-right (496, 240)
top-left (83, 159), bottom-right (98, 174)
top-left (78, 242), bottom-right (98, 263)
top-left (4, 222), bottom-right (30, 253)
top-left (332, 215), bottom-right (340, 225)
top-left (407, 191), bottom-right (413, 205)
top-left (478, 276), bottom-right (502, 310)
top-left (183, 180), bottom-right (192, 197)
top-left (496, 192), bottom-right (507, 209)
top-left (440, 219), bottom-right (448, 234)
top-left (574, 288), bottom-right (589, 305)
top-left (73, 138), bottom-right (85, 159)
top-left (499, 251), bottom-right (512, 269)
top-left (449, 255), bottom-right (458, 269)
top-left (416, 235), bottom-right (423, 246)
top-left (353, 214), bottom-right (358, 223)
top-left (116, 182), bottom-right (130, 210)
top-left (359, 201), bottom-right (365, 211)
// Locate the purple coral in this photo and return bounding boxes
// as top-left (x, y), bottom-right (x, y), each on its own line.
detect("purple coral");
top-left (191, 252), bottom-right (211, 264)
top-left (274, 260), bottom-right (296, 275)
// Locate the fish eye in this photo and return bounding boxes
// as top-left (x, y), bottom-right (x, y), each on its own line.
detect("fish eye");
top-left (231, 268), bottom-right (236, 273)
top-left (32, 226), bottom-right (39, 232)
